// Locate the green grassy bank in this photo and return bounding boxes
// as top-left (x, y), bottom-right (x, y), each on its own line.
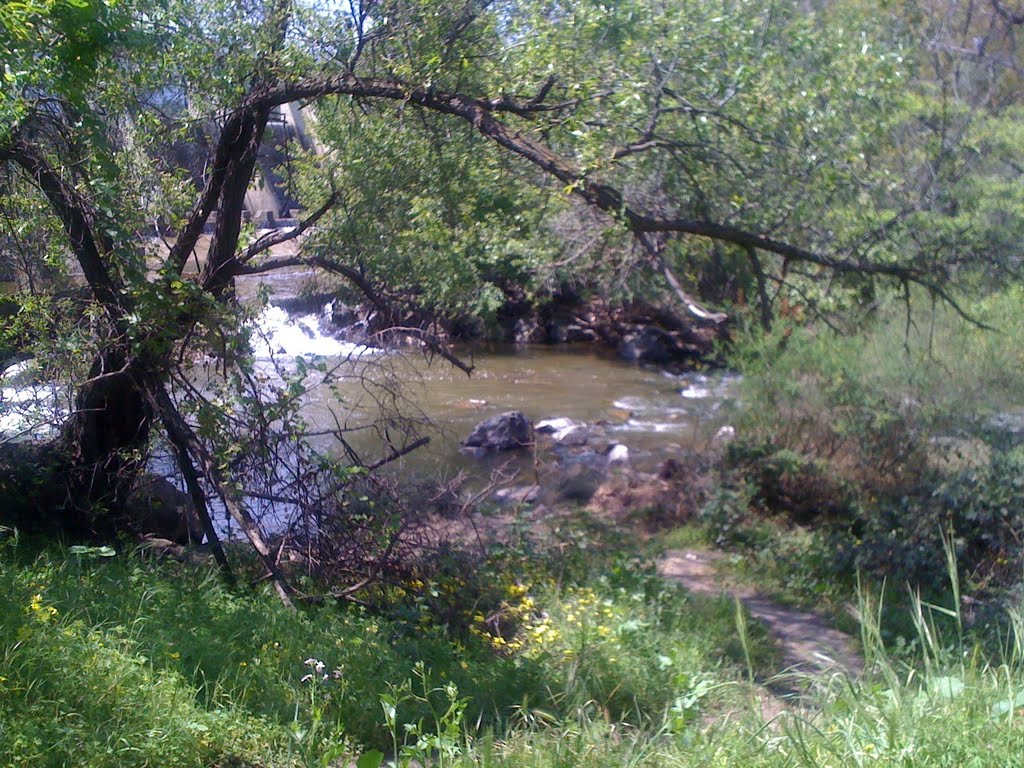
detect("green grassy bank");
top-left (3, 524), bottom-right (1024, 767)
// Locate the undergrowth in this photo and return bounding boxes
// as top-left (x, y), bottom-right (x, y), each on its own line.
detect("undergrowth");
top-left (0, 521), bottom-right (758, 766)
top-left (708, 288), bottom-right (1024, 606)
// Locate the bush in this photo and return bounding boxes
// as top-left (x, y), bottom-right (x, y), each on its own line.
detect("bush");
top-left (721, 288), bottom-right (1024, 595)
top-left (852, 447), bottom-right (1024, 590)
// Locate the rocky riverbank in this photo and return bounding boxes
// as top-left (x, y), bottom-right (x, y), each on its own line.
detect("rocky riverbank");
top-left (316, 288), bottom-right (729, 368)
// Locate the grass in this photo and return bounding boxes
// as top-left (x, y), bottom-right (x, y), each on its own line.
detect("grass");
top-left (0, 525), bottom-right (763, 766)
top-left (3, 515), bottom-right (1024, 767)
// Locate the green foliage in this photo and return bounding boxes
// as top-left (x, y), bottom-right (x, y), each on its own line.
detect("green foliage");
top-left (1, 0), bottom-right (131, 130)
top-left (0, 555), bottom-right (286, 766)
top-left (302, 111), bottom-right (562, 322)
top-left (714, 287), bottom-right (1024, 597)
top-left (9, 514), bottom-right (1024, 767)
top-left (732, 288), bottom-right (1024, 486)
top-left (0, 522), bottom-right (766, 762)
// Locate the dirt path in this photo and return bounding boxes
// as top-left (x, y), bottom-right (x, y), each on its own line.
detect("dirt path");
top-left (659, 549), bottom-right (864, 682)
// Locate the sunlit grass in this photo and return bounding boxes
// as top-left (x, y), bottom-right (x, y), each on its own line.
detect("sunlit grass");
top-left (3, 527), bottom-right (1023, 767)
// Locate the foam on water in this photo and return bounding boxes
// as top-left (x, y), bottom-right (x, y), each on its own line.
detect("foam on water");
top-left (678, 373), bottom-right (741, 400)
top-left (2, 360), bottom-right (34, 383)
top-left (250, 305), bottom-right (377, 360)
top-left (617, 419), bottom-right (683, 434)
top-left (679, 385), bottom-right (712, 399)
top-left (0, 380), bottom-right (64, 438)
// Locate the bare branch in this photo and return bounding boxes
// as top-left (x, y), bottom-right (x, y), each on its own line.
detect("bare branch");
top-left (366, 436), bottom-right (431, 470)
top-left (992, 0), bottom-right (1024, 25)
top-left (240, 190), bottom-right (340, 262)
top-left (166, 112), bottom-right (247, 275)
top-left (146, 378), bottom-right (297, 608)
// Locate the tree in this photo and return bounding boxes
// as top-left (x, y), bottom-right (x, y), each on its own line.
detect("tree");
top-left (0, 0), bottom-right (986, 597)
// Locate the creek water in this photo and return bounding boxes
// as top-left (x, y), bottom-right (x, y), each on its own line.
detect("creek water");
top-left (1, 299), bottom-right (740, 482)
top-left (250, 305), bottom-right (740, 480)
top-left (1, 301), bottom-right (738, 538)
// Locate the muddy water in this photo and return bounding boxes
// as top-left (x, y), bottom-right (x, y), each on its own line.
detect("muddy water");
top-left (290, 339), bottom-right (739, 479)
top-left (2, 282), bottom-right (739, 482)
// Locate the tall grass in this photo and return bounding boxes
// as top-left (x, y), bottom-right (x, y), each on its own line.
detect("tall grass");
top-left (731, 287), bottom-right (1024, 486)
top-left (445, 550), bottom-right (1024, 767)
top-left (4, 526), bottom-right (1024, 767)
top-left (0, 533), bottom-right (763, 765)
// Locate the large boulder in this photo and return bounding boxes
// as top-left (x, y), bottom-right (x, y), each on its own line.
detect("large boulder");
top-left (617, 327), bottom-right (675, 364)
top-left (127, 475), bottom-right (204, 545)
top-left (463, 411), bottom-right (533, 453)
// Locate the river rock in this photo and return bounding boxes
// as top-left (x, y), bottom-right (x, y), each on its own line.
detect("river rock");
top-left (463, 411), bottom-right (533, 453)
top-left (128, 475), bottom-right (204, 545)
top-left (617, 327), bottom-right (674, 364)
top-left (513, 317), bottom-right (545, 344)
top-left (562, 324), bottom-right (599, 343)
top-left (536, 417), bottom-right (577, 434)
top-left (553, 424), bottom-right (590, 446)
top-left (536, 417), bottom-right (590, 446)
top-left (712, 425), bottom-right (736, 448)
top-left (492, 484), bottom-right (540, 505)
top-left (604, 442), bottom-right (630, 466)
top-left (556, 462), bottom-right (606, 502)
top-left (329, 301), bottom-right (361, 330)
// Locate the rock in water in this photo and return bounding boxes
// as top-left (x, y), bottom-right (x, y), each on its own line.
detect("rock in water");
top-left (556, 463), bottom-right (605, 502)
top-left (712, 425), bottom-right (736, 448)
top-left (617, 327), bottom-right (674, 364)
top-left (536, 417), bottom-right (577, 434)
top-left (604, 443), bottom-right (630, 466)
top-left (536, 417), bottom-right (590, 446)
top-left (463, 411), bottom-right (533, 453)
top-left (492, 485), bottom-right (540, 505)
top-left (553, 424), bottom-right (590, 446)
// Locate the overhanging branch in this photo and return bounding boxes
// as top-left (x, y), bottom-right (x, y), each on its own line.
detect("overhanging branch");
top-left (248, 75), bottom-right (980, 325)
top-left (5, 134), bottom-right (127, 323)
top-left (241, 190), bottom-right (340, 262)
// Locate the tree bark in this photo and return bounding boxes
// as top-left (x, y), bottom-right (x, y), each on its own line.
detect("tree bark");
top-left (61, 347), bottom-right (152, 529)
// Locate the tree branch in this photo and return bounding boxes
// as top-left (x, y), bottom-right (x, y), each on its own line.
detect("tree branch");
top-left (5, 134), bottom-right (126, 321)
top-left (146, 377), bottom-right (296, 608)
top-left (992, 0), bottom-right (1024, 25)
top-left (746, 245), bottom-right (773, 332)
top-left (240, 190), bottom-right (340, 263)
top-left (166, 112), bottom-right (246, 275)
top-left (248, 75), bottom-right (981, 324)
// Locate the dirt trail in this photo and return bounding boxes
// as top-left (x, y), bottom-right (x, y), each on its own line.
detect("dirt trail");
top-left (659, 549), bottom-right (864, 681)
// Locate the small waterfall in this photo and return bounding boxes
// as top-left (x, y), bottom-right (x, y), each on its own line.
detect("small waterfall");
top-left (249, 305), bottom-right (378, 360)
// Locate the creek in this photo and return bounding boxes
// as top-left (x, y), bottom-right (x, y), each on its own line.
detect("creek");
top-left (1, 300), bottom-right (740, 533)
top-left (251, 304), bottom-right (740, 480)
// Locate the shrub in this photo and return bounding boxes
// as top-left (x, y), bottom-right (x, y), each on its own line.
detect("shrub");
top-left (722, 288), bottom-right (1024, 595)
